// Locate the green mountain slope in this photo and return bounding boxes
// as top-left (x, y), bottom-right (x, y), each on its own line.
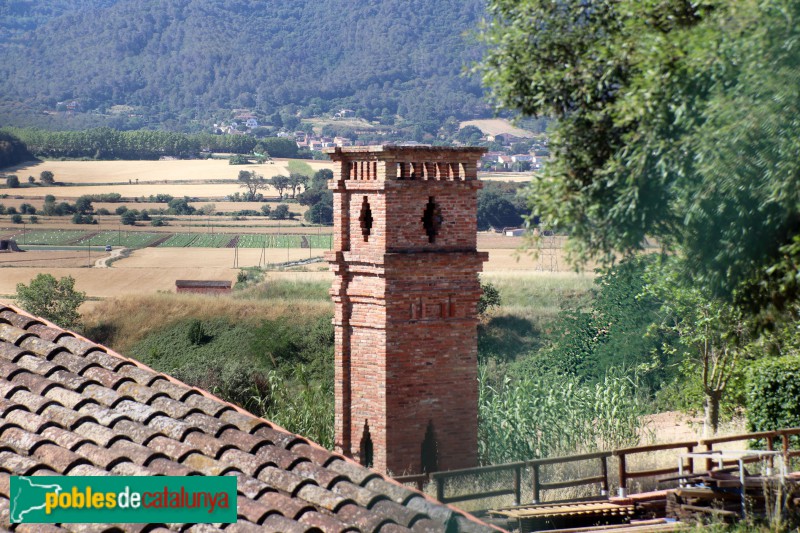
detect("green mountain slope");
top-left (0, 0), bottom-right (487, 130)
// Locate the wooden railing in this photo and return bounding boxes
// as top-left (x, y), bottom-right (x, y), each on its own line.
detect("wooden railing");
top-left (698, 428), bottom-right (800, 471)
top-left (394, 427), bottom-right (800, 509)
top-left (529, 451), bottom-right (611, 503)
top-left (613, 441), bottom-right (696, 497)
top-left (432, 461), bottom-right (527, 506)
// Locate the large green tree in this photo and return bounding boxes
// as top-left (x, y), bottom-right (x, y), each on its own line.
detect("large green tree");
top-left (16, 274), bottom-right (86, 329)
top-left (479, 0), bottom-right (800, 319)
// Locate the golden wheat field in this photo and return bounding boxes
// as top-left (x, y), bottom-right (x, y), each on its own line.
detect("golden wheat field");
top-left (459, 118), bottom-right (536, 138)
top-left (0, 158), bottom-right (573, 308)
top-left (7, 158), bottom-right (333, 185)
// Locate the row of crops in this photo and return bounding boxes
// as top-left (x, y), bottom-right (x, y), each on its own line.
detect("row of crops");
top-left (5, 229), bottom-right (333, 249)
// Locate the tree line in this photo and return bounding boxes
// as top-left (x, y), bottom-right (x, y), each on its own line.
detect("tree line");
top-left (0, 127), bottom-right (299, 161)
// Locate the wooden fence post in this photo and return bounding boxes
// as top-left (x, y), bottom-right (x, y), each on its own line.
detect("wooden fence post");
top-left (436, 475), bottom-right (445, 503)
top-left (600, 456), bottom-right (609, 497)
top-left (617, 453), bottom-right (627, 497)
top-left (513, 465), bottom-right (521, 506)
top-left (532, 463), bottom-right (541, 504)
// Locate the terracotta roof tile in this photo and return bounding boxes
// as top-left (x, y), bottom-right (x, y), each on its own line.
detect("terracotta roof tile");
top-left (73, 420), bottom-right (123, 447)
top-left (56, 336), bottom-right (102, 357)
top-left (0, 305), bottom-right (495, 532)
top-left (335, 502), bottom-right (398, 533)
top-left (0, 309), bottom-right (42, 330)
top-left (84, 350), bottom-right (129, 372)
top-left (148, 395), bottom-right (193, 419)
top-left (184, 430), bottom-right (236, 458)
top-left (47, 369), bottom-right (95, 392)
top-left (261, 513), bottom-right (313, 533)
top-left (295, 484), bottom-right (351, 513)
top-left (108, 438), bottom-right (164, 466)
top-left (145, 457), bottom-right (194, 477)
top-left (0, 426), bottom-right (52, 454)
top-left (0, 450), bottom-right (44, 475)
top-left (116, 365), bottom-right (162, 386)
top-left (184, 413), bottom-right (235, 437)
top-left (257, 492), bottom-right (314, 520)
top-left (380, 524), bottom-right (415, 533)
top-left (149, 379), bottom-right (196, 401)
top-left (32, 443), bottom-right (92, 473)
top-left (220, 522), bottom-right (263, 533)
top-left (19, 336), bottom-right (65, 360)
top-left (40, 403), bottom-right (91, 429)
top-left (298, 509), bottom-right (356, 533)
top-left (181, 452), bottom-right (237, 476)
top-left (292, 460), bottom-right (347, 489)
top-left (256, 444), bottom-right (308, 470)
top-left (108, 461), bottom-right (153, 477)
top-left (333, 480), bottom-right (391, 509)
top-left (7, 390), bottom-right (56, 416)
top-left (24, 323), bottom-right (67, 342)
top-left (257, 465), bottom-right (313, 495)
top-left (217, 410), bottom-right (267, 433)
top-left (0, 323), bottom-right (34, 345)
top-left (0, 342), bottom-right (26, 362)
top-left (40, 426), bottom-right (90, 451)
top-left (82, 365), bottom-right (128, 388)
top-left (146, 435), bottom-right (197, 462)
top-left (183, 393), bottom-right (232, 417)
top-left (80, 383), bottom-right (125, 407)
top-left (44, 385), bottom-right (95, 410)
top-left (15, 523), bottom-right (68, 533)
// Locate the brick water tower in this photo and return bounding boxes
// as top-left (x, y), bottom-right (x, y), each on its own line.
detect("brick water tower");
top-left (325, 146), bottom-right (488, 475)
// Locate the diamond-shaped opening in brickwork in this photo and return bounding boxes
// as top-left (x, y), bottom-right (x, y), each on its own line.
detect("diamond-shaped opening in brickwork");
top-left (421, 197), bottom-right (443, 244)
top-left (359, 196), bottom-right (373, 242)
top-left (359, 421), bottom-right (374, 468)
top-left (421, 421), bottom-right (439, 474)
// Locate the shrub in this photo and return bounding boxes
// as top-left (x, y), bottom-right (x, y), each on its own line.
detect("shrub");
top-left (187, 319), bottom-right (207, 346)
top-left (72, 213), bottom-right (95, 224)
top-left (747, 355), bottom-right (800, 432)
top-left (304, 202), bottom-right (333, 225)
top-left (15, 273), bottom-right (86, 329)
top-left (10, 213), bottom-right (22, 224)
top-left (29, 215), bottom-right (38, 224)
top-left (478, 281), bottom-right (501, 316)
top-left (120, 211), bottom-right (137, 225)
top-left (6, 176), bottom-right (19, 188)
top-left (115, 206), bottom-right (128, 215)
top-left (270, 203), bottom-right (291, 220)
top-left (40, 171), bottom-right (55, 185)
top-left (96, 208), bottom-right (110, 215)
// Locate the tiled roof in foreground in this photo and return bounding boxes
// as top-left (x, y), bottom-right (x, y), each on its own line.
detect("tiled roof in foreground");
top-left (0, 305), bottom-right (494, 533)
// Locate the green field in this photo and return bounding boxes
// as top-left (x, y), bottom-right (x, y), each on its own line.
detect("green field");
top-left (8, 229), bottom-right (90, 245)
top-left (78, 231), bottom-right (162, 248)
top-left (235, 234), bottom-right (332, 249)
top-left (7, 229), bottom-right (332, 249)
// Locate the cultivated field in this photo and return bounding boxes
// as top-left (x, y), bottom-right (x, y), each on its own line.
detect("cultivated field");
top-left (6, 158), bottom-right (333, 185)
top-left (460, 118), bottom-right (536, 138)
top-left (0, 158), bottom-right (575, 310)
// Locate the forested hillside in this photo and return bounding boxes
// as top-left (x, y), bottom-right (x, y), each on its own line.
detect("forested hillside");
top-left (0, 0), bottom-right (487, 130)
